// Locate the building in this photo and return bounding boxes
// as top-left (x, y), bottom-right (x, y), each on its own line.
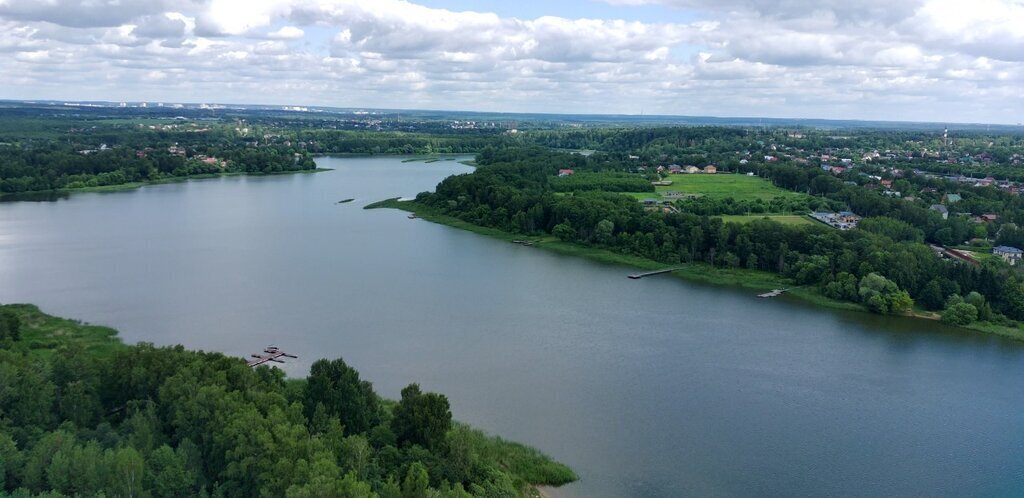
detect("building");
top-left (558, 169), bottom-right (574, 177)
top-left (930, 204), bottom-right (949, 219)
top-left (810, 211), bottom-right (861, 230)
top-left (685, 166), bottom-right (700, 174)
top-left (994, 246), bottom-right (1023, 266)
top-left (703, 165), bottom-right (717, 174)
top-left (944, 193), bottom-right (962, 204)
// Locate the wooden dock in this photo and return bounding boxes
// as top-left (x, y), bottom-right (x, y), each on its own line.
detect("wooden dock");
top-left (757, 289), bottom-right (787, 298)
top-left (247, 346), bottom-right (297, 367)
top-left (628, 268), bottom-right (680, 279)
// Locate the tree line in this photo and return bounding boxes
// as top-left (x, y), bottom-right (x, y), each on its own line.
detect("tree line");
top-left (0, 304), bottom-right (575, 497)
top-left (416, 147), bottom-right (1024, 327)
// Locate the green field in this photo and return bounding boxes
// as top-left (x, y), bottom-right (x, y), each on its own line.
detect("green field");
top-left (720, 214), bottom-right (813, 225)
top-left (630, 174), bottom-right (806, 201)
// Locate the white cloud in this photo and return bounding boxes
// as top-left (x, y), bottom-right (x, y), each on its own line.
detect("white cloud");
top-left (0, 0), bottom-right (1019, 123)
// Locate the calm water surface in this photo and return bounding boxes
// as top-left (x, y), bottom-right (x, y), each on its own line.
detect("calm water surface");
top-left (1, 156), bottom-right (1023, 497)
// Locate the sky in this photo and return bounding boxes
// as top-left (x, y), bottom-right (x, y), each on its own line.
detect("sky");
top-left (0, 0), bottom-right (1022, 124)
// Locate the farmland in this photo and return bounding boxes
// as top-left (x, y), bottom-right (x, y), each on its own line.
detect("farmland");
top-left (629, 173), bottom-right (808, 201)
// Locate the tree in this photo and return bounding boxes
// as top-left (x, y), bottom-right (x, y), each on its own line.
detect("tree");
top-left (552, 221), bottom-right (575, 241)
top-left (146, 445), bottom-right (194, 498)
top-left (942, 302), bottom-right (978, 326)
top-left (0, 431), bottom-right (22, 491)
top-left (594, 219), bottom-right (614, 244)
top-left (0, 309), bottom-right (20, 344)
top-left (401, 462), bottom-right (429, 498)
top-left (391, 384), bottom-right (452, 451)
top-left (304, 358), bottom-right (380, 435)
top-left (858, 273), bottom-right (913, 314)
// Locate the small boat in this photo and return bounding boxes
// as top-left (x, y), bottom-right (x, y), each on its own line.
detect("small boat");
top-left (408, 214), bottom-right (417, 219)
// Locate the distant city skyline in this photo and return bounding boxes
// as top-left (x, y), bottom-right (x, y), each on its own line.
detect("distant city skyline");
top-left (0, 0), bottom-right (1022, 124)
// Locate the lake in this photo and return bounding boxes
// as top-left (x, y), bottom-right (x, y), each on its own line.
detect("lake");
top-left (1, 156), bottom-right (1023, 497)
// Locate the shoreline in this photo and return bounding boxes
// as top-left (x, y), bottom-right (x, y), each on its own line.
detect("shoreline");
top-left (368, 198), bottom-right (1024, 342)
top-left (0, 168), bottom-right (330, 200)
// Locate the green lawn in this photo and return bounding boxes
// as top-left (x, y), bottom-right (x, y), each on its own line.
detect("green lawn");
top-left (629, 174), bottom-right (805, 201)
top-left (720, 214), bottom-right (813, 225)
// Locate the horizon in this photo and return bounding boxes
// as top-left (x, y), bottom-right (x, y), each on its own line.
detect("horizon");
top-left (5, 98), bottom-right (1024, 130)
top-left (1, 0), bottom-right (1022, 125)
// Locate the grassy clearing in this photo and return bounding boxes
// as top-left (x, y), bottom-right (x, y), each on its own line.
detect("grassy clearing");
top-left (720, 214), bottom-right (813, 225)
top-left (2, 303), bottom-right (125, 360)
top-left (629, 174), bottom-right (807, 202)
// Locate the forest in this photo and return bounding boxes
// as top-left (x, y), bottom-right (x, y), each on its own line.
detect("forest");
top-left (0, 304), bottom-right (575, 497)
top-left (413, 144), bottom-right (1024, 333)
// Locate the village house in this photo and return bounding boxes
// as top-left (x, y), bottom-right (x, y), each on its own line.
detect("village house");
top-left (994, 246), bottom-right (1023, 266)
top-left (703, 165), bottom-right (717, 174)
top-left (685, 166), bottom-right (701, 174)
top-left (944, 193), bottom-right (962, 204)
top-left (668, 164), bottom-right (683, 174)
top-left (558, 169), bottom-right (574, 177)
top-left (930, 204), bottom-right (949, 219)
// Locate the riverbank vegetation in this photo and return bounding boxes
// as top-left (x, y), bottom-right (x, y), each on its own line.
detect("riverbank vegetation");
top-left (0, 304), bottom-right (575, 497)
top-left (391, 143), bottom-right (1024, 340)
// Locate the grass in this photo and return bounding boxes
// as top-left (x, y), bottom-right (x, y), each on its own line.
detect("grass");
top-left (720, 214), bottom-right (814, 226)
top-left (450, 424), bottom-right (577, 490)
top-left (630, 174), bottom-right (807, 202)
top-left (2, 303), bottom-right (126, 360)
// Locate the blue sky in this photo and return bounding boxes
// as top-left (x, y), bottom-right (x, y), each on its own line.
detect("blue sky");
top-left (0, 0), bottom-right (1022, 124)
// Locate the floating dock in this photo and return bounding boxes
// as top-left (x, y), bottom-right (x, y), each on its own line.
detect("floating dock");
top-left (628, 268), bottom-right (680, 279)
top-left (757, 289), bottom-right (787, 298)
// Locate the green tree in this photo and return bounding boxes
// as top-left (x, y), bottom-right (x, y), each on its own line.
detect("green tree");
top-left (942, 302), bottom-right (978, 326)
top-left (146, 445), bottom-right (194, 498)
top-left (304, 358), bottom-right (381, 435)
top-left (391, 384), bottom-right (452, 451)
top-left (401, 462), bottom-right (429, 498)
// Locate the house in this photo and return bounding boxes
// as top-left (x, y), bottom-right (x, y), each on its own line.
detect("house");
top-left (981, 213), bottom-right (999, 222)
top-left (558, 169), bottom-right (574, 177)
top-left (994, 246), bottom-right (1024, 266)
top-left (685, 166), bottom-right (701, 174)
top-left (830, 166), bottom-right (846, 175)
top-left (944, 193), bottom-right (962, 204)
top-left (880, 179), bottom-right (893, 188)
top-left (703, 165), bottom-right (717, 174)
top-left (930, 204), bottom-right (949, 219)
top-left (668, 165), bottom-right (683, 174)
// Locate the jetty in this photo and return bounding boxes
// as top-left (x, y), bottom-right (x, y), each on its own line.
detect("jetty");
top-left (247, 346), bottom-right (297, 367)
top-left (757, 289), bottom-right (787, 298)
top-left (628, 268), bottom-right (680, 279)
top-left (511, 240), bottom-right (535, 247)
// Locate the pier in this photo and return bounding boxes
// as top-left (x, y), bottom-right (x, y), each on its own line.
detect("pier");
top-left (757, 289), bottom-right (787, 298)
top-left (247, 346), bottom-right (297, 367)
top-left (628, 268), bottom-right (681, 279)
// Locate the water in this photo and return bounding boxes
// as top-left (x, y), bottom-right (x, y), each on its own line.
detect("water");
top-left (2, 156), bottom-right (1023, 497)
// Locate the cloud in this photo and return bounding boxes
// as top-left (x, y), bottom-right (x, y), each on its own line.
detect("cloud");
top-left (0, 0), bottom-right (1019, 123)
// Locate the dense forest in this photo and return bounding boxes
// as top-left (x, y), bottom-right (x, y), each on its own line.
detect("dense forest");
top-left (414, 145), bottom-right (1024, 329)
top-left (0, 304), bottom-right (575, 497)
